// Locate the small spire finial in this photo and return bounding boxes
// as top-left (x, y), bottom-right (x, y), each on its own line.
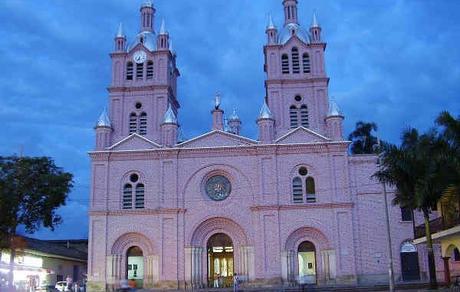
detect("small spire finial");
top-left (159, 18), bottom-right (167, 35)
top-left (311, 11), bottom-right (319, 28)
top-left (117, 22), bottom-right (124, 37)
top-left (229, 108), bottom-right (240, 120)
top-left (214, 92), bottom-right (221, 110)
top-left (328, 98), bottom-right (343, 117)
top-left (96, 107), bottom-right (111, 128)
top-left (258, 100), bottom-right (273, 119)
top-left (163, 103), bottom-right (177, 124)
top-left (267, 13), bottom-right (276, 29)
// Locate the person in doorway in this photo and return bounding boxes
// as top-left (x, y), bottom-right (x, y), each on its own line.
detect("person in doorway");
top-left (233, 273), bottom-right (239, 292)
top-left (213, 273), bottom-right (219, 288)
top-left (65, 275), bottom-right (73, 292)
top-left (128, 278), bottom-right (137, 291)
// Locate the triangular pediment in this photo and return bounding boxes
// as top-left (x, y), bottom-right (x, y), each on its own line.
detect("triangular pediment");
top-left (276, 127), bottom-right (331, 144)
top-left (109, 133), bottom-right (161, 151)
top-left (284, 35), bottom-right (308, 47)
top-left (178, 130), bottom-right (257, 148)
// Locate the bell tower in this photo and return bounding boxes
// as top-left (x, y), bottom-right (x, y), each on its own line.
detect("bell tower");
top-left (263, 1), bottom-right (329, 139)
top-left (103, 1), bottom-right (180, 147)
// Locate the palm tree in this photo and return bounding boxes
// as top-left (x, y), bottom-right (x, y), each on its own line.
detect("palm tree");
top-left (436, 111), bottom-right (460, 201)
top-left (348, 121), bottom-right (379, 154)
top-left (375, 128), bottom-right (451, 289)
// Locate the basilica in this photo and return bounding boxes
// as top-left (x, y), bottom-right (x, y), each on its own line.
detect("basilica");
top-left (87, 1), bottom-right (422, 290)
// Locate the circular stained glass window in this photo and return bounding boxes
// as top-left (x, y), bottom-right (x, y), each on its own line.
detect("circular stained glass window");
top-left (298, 167), bottom-right (308, 176)
top-left (205, 175), bottom-right (232, 201)
top-left (130, 173), bottom-right (139, 183)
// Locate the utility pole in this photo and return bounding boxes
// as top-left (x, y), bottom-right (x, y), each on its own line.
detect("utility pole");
top-left (375, 139), bottom-right (395, 292)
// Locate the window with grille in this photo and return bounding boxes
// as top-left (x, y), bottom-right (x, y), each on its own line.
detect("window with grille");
top-left (129, 113), bottom-right (137, 134)
top-left (122, 184), bottom-right (132, 209)
top-left (139, 112), bottom-right (147, 135)
top-left (146, 61), bottom-right (154, 80)
top-left (303, 53), bottom-right (311, 73)
top-left (282, 54), bottom-right (289, 74)
top-left (292, 47), bottom-right (300, 74)
top-left (126, 62), bottom-right (134, 80)
top-left (300, 105), bottom-right (309, 127)
top-left (292, 177), bottom-right (303, 203)
top-left (306, 177), bottom-right (316, 203)
top-left (289, 105), bottom-right (298, 128)
top-left (136, 63), bottom-right (144, 80)
top-left (135, 184), bottom-right (145, 209)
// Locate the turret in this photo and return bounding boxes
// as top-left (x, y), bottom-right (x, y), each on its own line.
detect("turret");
top-left (310, 12), bottom-right (322, 43)
top-left (160, 104), bottom-right (178, 147)
top-left (266, 14), bottom-right (278, 45)
top-left (257, 101), bottom-right (275, 144)
top-left (157, 19), bottom-right (169, 51)
top-left (325, 100), bottom-right (344, 141)
top-left (140, 1), bottom-right (155, 32)
top-left (228, 109), bottom-right (242, 135)
top-left (211, 93), bottom-right (224, 131)
top-left (95, 108), bottom-right (112, 150)
top-left (114, 23), bottom-right (126, 52)
top-left (283, 0), bottom-right (298, 25)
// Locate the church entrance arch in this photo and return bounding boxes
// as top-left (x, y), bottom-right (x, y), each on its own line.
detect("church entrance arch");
top-left (297, 241), bottom-right (317, 284)
top-left (207, 233), bottom-right (234, 288)
top-left (127, 246), bottom-right (144, 287)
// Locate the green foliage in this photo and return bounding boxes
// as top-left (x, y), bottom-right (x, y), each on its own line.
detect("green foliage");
top-left (0, 156), bottom-right (73, 244)
top-left (373, 111), bottom-right (459, 289)
top-left (348, 121), bottom-right (379, 154)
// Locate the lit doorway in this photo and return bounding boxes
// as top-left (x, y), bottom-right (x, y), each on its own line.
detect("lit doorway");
top-left (298, 241), bottom-right (316, 284)
top-left (127, 246), bottom-right (144, 288)
top-left (207, 233), bottom-right (234, 288)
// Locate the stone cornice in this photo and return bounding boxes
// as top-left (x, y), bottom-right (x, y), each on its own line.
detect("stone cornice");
top-left (265, 77), bottom-right (329, 86)
top-left (88, 141), bottom-right (350, 161)
top-left (108, 84), bottom-right (170, 93)
top-left (250, 202), bottom-right (353, 211)
top-left (89, 208), bottom-right (186, 216)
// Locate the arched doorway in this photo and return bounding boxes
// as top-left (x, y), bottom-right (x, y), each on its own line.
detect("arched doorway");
top-left (400, 241), bottom-right (420, 281)
top-left (298, 241), bottom-right (316, 284)
top-left (207, 233), bottom-right (234, 288)
top-left (127, 246), bottom-right (144, 287)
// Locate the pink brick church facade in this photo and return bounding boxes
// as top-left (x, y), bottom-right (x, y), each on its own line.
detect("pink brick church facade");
top-left (87, 1), bottom-right (422, 290)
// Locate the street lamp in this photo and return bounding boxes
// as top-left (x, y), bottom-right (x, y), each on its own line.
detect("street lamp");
top-left (374, 139), bottom-right (395, 292)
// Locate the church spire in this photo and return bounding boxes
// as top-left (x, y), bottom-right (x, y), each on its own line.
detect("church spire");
top-left (140, 1), bottom-right (155, 32)
top-left (157, 18), bottom-right (170, 50)
top-left (283, 0), bottom-right (298, 25)
top-left (114, 22), bottom-right (126, 52)
top-left (309, 11), bottom-right (322, 43)
top-left (266, 14), bottom-right (278, 45)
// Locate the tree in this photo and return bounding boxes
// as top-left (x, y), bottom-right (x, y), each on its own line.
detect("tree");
top-left (0, 156), bottom-right (73, 289)
top-left (374, 128), bottom-right (451, 289)
top-left (436, 111), bottom-right (460, 201)
top-left (348, 121), bottom-right (379, 154)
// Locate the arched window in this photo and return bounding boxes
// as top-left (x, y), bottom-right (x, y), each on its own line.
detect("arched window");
top-left (135, 184), bottom-right (145, 209)
top-left (122, 174), bottom-right (145, 210)
top-left (282, 54), bottom-right (289, 74)
top-left (306, 177), bottom-right (316, 203)
top-left (146, 61), bottom-right (154, 80)
top-left (300, 104), bottom-right (309, 128)
top-left (139, 112), bottom-right (147, 135)
top-left (129, 113), bottom-right (137, 134)
top-left (292, 177), bottom-right (303, 203)
top-left (289, 105), bottom-right (298, 128)
top-left (136, 62), bottom-right (144, 80)
top-left (454, 248), bottom-right (460, 261)
top-left (126, 62), bottom-right (134, 80)
top-left (122, 184), bottom-right (133, 209)
top-left (302, 53), bottom-right (311, 73)
top-left (292, 47), bottom-right (300, 74)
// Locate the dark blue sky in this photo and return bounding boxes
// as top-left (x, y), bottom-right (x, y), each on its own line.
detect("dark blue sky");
top-left (1, 0), bottom-right (459, 239)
